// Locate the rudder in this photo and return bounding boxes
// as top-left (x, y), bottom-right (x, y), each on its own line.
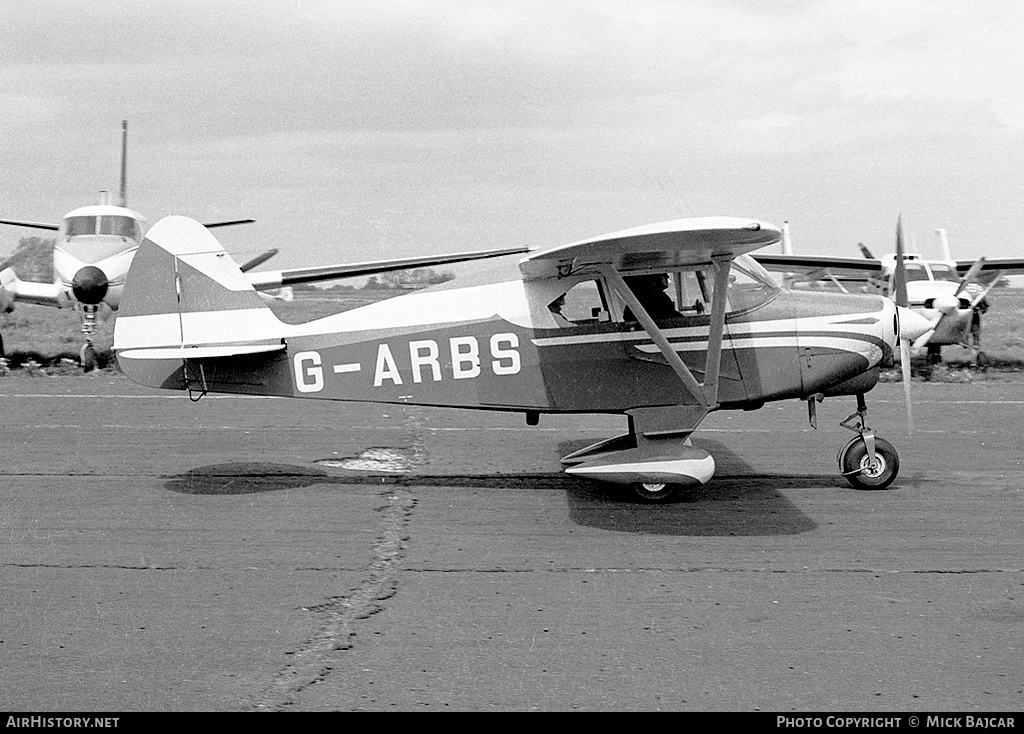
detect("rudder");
top-left (114, 215), bottom-right (285, 388)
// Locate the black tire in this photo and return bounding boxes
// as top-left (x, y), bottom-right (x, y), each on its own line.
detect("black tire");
top-left (841, 437), bottom-right (899, 490)
top-left (80, 344), bottom-right (98, 372)
top-left (632, 482), bottom-right (684, 503)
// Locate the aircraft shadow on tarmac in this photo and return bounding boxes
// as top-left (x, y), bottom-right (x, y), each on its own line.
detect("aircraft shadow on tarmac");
top-left (164, 436), bottom-right (834, 537)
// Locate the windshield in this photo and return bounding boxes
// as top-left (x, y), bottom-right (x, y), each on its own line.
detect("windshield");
top-left (725, 254), bottom-right (781, 312)
top-left (64, 215), bottom-right (141, 240)
top-left (904, 263), bottom-right (929, 282)
top-left (929, 263), bottom-right (960, 283)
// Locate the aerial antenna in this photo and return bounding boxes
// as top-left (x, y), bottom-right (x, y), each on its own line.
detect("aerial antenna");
top-left (119, 120), bottom-right (128, 207)
top-left (655, 171), bottom-right (696, 217)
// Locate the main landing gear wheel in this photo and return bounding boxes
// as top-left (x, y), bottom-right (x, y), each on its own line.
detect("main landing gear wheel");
top-left (632, 482), bottom-right (684, 503)
top-left (840, 437), bottom-right (899, 491)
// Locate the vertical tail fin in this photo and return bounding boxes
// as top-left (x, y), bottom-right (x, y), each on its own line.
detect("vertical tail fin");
top-left (114, 216), bottom-right (286, 386)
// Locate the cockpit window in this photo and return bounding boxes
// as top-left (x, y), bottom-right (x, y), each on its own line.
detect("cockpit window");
top-left (724, 254), bottom-right (781, 312)
top-left (549, 279), bottom-right (609, 326)
top-left (904, 263), bottom-right (929, 282)
top-left (64, 215), bottom-right (141, 240)
top-left (616, 255), bottom-right (780, 323)
top-left (929, 264), bottom-right (959, 283)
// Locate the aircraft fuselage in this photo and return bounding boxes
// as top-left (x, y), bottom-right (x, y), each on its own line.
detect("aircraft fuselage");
top-left (121, 257), bottom-right (898, 416)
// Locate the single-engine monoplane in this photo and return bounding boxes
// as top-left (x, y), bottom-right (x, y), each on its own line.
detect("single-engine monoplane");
top-left (113, 214), bottom-right (934, 502)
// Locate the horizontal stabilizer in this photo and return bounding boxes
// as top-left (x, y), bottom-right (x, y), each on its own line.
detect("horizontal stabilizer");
top-left (117, 342), bottom-right (285, 361)
top-left (238, 248), bottom-right (278, 273)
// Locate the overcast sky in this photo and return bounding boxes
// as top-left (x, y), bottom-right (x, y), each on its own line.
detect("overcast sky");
top-left (2, 0), bottom-right (1022, 271)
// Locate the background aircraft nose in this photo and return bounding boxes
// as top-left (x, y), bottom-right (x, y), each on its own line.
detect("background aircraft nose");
top-left (71, 265), bottom-right (109, 305)
top-left (897, 306), bottom-right (932, 343)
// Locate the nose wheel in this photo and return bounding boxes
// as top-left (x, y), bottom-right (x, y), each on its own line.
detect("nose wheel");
top-left (836, 393), bottom-right (900, 491)
top-left (80, 304), bottom-right (99, 372)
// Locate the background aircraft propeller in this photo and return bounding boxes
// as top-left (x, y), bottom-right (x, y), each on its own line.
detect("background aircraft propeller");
top-left (893, 216), bottom-right (915, 435)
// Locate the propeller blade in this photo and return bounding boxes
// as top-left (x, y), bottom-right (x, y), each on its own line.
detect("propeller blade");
top-left (893, 216), bottom-right (909, 309)
top-left (911, 312), bottom-right (945, 348)
top-left (954, 257), bottom-right (986, 297)
top-left (969, 274), bottom-right (1001, 308)
top-left (900, 337), bottom-right (914, 436)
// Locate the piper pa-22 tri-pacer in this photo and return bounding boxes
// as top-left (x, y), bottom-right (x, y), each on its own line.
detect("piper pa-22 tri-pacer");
top-left (114, 215), bottom-right (933, 503)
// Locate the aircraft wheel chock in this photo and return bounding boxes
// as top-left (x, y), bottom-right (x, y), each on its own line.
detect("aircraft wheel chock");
top-left (840, 437), bottom-right (899, 491)
top-left (632, 482), bottom-right (683, 503)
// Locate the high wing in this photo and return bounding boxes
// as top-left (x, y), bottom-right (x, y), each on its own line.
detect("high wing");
top-left (203, 219), bottom-right (255, 229)
top-left (520, 216), bottom-right (781, 279)
top-left (246, 246), bottom-right (529, 289)
top-left (954, 257), bottom-right (1024, 278)
top-left (751, 253), bottom-right (883, 292)
top-left (752, 253), bottom-right (883, 275)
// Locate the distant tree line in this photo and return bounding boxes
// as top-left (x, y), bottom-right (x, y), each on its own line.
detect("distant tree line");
top-left (292, 267), bottom-right (455, 292)
top-left (1, 237), bottom-right (54, 281)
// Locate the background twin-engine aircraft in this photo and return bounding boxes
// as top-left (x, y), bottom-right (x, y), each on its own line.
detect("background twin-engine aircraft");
top-left (113, 214), bottom-right (934, 503)
top-left (0, 121), bottom-right (524, 368)
top-left (754, 221), bottom-right (1024, 365)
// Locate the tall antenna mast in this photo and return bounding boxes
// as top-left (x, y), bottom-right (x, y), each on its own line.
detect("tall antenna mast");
top-left (119, 120), bottom-right (128, 207)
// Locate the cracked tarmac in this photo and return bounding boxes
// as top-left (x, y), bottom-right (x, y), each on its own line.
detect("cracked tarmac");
top-left (1, 376), bottom-right (1022, 711)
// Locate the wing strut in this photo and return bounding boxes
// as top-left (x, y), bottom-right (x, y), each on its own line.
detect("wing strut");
top-left (701, 254), bottom-right (732, 408)
top-left (600, 256), bottom-right (733, 411)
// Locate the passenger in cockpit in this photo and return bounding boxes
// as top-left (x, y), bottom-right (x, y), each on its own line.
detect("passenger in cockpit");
top-left (548, 293), bottom-right (573, 327)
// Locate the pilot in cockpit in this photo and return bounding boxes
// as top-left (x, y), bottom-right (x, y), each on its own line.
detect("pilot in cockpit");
top-left (622, 273), bottom-right (682, 322)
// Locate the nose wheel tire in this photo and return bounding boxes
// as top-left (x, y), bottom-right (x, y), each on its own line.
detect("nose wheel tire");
top-left (80, 344), bottom-right (98, 372)
top-left (840, 437), bottom-right (899, 490)
top-left (632, 482), bottom-right (684, 503)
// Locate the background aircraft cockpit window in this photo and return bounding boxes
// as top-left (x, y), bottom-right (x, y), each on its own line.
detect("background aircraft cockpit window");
top-left (929, 263), bottom-right (959, 282)
top-left (904, 263), bottom-right (929, 282)
top-left (64, 215), bottom-right (140, 239)
top-left (553, 279), bottom-right (608, 325)
top-left (99, 215), bottom-right (141, 239)
top-left (65, 216), bottom-right (97, 237)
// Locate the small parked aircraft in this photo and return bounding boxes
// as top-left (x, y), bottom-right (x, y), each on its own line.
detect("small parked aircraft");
top-left (0, 121), bottom-right (260, 368)
top-left (114, 214), bottom-right (933, 502)
top-left (754, 220), bottom-right (1024, 364)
